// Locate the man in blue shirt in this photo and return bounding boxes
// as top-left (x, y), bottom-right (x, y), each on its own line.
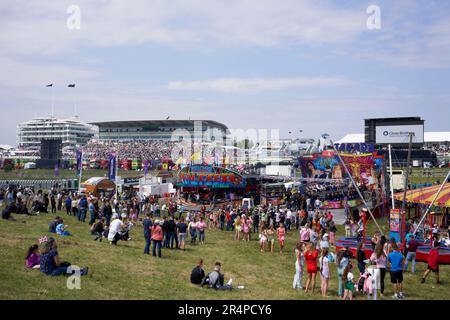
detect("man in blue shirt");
top-left (143, 213), bottom-right (153, 255)
top-left (388, 240), bottom-right (405, 299)
top-left (88, 200), bottom-right (96, 226)
top-left (78, 196), bottom-right (88, 222)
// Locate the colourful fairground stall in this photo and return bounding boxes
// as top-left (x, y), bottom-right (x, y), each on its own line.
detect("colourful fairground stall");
top-left (176, 164), bottom-right (246, 205)
top-left (393, 182), bottom-right (450, 264)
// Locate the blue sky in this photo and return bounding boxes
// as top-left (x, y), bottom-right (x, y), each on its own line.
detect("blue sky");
top-left (0, 0), bottom-right (449, 145)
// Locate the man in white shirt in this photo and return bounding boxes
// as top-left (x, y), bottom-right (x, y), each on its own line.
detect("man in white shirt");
top-left (315, 198), bottom-right (321, 209)
top-left (108, 215), bottom-right (125, 245)
top-left (286, 210), bottom-right (293, 230)
top-left (306, 198), bottom-right (311, 212)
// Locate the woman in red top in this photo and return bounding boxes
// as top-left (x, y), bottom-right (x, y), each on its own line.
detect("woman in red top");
top-left (421, 241), bottom-right (441, 284)
top-left (151, 221), bottom-right (163, 258)
top-left (277, 223), bottom-right (286, 254)
top-left (304, 242), bottom-right (319, 293)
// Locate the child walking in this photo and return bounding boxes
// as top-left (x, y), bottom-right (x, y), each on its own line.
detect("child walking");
top-left (343, 264), bottom-right (355, 300)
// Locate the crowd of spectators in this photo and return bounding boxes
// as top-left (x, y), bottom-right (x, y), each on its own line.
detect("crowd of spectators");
top-left (76, 140), bottom-right (178, 161)
top-left (426, 145), bottom-right (450, 154)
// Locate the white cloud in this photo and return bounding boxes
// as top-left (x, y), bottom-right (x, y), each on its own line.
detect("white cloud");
top-left (166, 77), bottom-right (349, 93)
top-left (0, 0), bottom-right (365, 57)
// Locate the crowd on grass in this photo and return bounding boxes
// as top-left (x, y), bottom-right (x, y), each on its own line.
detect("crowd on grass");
top-left (1, 184), bottom-right (449, 299)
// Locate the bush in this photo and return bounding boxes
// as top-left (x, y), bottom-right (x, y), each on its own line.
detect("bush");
top-left (3, 164), bottom-right (14, 172)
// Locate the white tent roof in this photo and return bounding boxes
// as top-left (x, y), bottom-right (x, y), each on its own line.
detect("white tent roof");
top-left (336, 134), bottom-right (364, 144)
top-left (0, 144), bottom-right (13, 150)
top-left (424, 132), bottom-right (450, 143)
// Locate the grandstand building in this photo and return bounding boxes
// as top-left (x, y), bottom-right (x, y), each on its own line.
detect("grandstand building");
top-left (91, 120), bottom-right (228, 142)
top-left (17, 117), bottom-right (98, 151)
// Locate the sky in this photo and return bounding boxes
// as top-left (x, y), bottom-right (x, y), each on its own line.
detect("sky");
top-left (1, 0), bottom-right (450, 146)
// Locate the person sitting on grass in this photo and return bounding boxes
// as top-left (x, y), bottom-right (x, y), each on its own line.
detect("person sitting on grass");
top-left (39, 237), bottom-right (88, 276)
top-left (91, 218), bottom-right (105, 242)
top-left (108, 214), bottom-right (131, 245)
top-left (48, 217), bottom-right (61, 233)
top-left (201, 262), bottom-right (233, 290)
top-left (421, 241), bottom-right (441, 285)
top-left (56, 219), bottom-right (71, 236)
top-left (2, 203), bottom-right (17, 221)
top-left (25, 244), bottom-right (40, 269)
top-left (190, 259), bottom-right (205, 285)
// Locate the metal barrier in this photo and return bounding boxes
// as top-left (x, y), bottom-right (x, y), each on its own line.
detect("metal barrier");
top-left (0, 179), bottom-right (78, 189)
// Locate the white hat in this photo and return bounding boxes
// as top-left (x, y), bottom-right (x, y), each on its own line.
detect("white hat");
top-left (121, 213), bottom-right (127, 218)
top-left (323, 233), bottom-right (329, 239)
top-left (112, 213), bottom-right (119, 219)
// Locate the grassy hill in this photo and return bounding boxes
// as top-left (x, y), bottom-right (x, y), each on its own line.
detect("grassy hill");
top-left (0, 211), bottom-right (448, 300)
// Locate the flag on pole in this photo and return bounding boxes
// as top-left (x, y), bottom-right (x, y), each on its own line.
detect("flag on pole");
top-left (108, 153), bottom-right (117, 181)
top-left (75, 148), bottom-right (83, 176)
top-left (68, 84), bottom-right (76, 88)
top-left (54, 162), bottom-right (59, 177)
top-left (46, 84), bottom-right (53, 87)
top-left (143, 159), bottom-right (149, 176)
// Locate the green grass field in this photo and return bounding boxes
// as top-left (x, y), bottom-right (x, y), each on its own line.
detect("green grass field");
top-left (0, 211), bottom-right (448, 300)
top-left (0, 169), bottom-right (157, 181)
top-left (398, 167), bottom-right (449, 185)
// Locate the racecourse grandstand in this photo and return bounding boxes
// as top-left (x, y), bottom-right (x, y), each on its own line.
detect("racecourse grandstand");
top-left (90, 120), bottom-right (228, 142)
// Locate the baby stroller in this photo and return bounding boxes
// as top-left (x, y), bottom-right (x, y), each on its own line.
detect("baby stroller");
top-left (357, 269), bottom-right (377, 300)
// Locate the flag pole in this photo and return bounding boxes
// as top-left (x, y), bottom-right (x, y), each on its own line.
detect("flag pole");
top-left (68, 84), bottom-right (77, 118)
top-left (115, 149), bottom-right (119, 200)
top-left (78, 147), bottom-right (83, 195)
top-left (51, 84), bottom-right (55, 118)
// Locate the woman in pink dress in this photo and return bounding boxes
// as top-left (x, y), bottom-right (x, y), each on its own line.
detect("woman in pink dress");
top-left (242, 216), bottom-right (251, 242)
top-left (277, 223), bottom-right (286, 254)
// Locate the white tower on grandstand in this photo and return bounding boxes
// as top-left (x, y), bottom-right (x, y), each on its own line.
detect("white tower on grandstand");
top-left (17, 117), bottom-right (99, 152)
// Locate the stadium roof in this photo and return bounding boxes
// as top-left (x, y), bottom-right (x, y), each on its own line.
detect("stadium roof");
top-left (90, 120), bottom-right (228, 131)
top-left (337, 132), bottom-right (450, 144)
top-left (364, 116), bottom-right (422, 121)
